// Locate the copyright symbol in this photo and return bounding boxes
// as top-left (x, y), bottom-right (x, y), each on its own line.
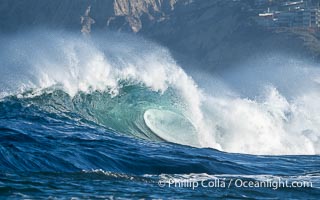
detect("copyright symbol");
top-left (158, 180), bottom-right (166, 187)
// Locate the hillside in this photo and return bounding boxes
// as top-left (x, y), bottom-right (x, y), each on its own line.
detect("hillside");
top-left (1, 0), bottom-right (319, 70)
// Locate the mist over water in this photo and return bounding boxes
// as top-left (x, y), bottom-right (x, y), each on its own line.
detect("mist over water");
top-left (0, 30), bottom-right (319, 155)
top-left (205, 55), bottom-right (320, 155)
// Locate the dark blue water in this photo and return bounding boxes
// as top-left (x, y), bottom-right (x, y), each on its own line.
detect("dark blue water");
top-left (0, 94), bottom-right (319, 199)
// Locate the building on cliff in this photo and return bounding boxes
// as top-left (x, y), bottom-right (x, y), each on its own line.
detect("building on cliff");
top-left (256, 0), bottom-right (320, 29)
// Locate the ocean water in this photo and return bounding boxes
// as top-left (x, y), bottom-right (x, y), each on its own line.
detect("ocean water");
top-left (0, 31), bottom-right (319, 199)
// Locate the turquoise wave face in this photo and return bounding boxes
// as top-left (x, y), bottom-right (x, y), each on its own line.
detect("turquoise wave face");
top-left (15, 83), bottom-right (197, 146)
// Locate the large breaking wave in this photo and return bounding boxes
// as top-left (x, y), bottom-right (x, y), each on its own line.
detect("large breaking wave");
top-left (0, 30), bottom-right (319, 155)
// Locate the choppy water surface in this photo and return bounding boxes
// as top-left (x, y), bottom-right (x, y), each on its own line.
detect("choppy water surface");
top-left (0, 31), bottom-right (319, 199)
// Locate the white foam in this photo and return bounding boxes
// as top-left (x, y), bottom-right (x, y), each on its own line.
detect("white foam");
top-left (202, 87), bottom-right (320, 155)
